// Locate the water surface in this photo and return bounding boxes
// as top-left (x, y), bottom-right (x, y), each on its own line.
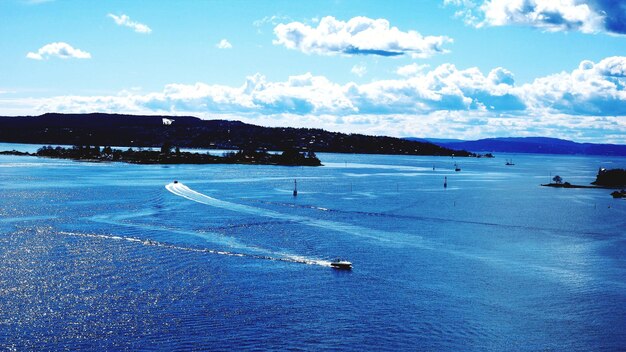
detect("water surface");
top-left (1, 144), bottom-right (625, 350)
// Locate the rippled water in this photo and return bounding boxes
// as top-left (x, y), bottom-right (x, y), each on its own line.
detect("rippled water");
top-left (1, 143), bottom-right (625, 351)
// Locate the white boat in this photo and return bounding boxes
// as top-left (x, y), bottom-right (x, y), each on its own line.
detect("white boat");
top-left (330, 259), bottom-right (352, 269)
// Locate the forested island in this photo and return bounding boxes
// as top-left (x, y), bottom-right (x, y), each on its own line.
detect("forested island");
top-left (592, 168), bottom-right (626, 187)
top-left (0, 113), bottom-right (473, 157)
top-left (0, 145), bottom-right (322, 166)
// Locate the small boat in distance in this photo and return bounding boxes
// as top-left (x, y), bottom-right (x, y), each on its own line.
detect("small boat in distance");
top-left (174, 180), bottom-right (178, 184)
top-left (293, 179), bottom-right (298, 197)
top-left (454, 163), bottom-right (461, 172)
top-left (330, 259), bottom-right (352, 270)
top-left (505, 159), bottom-right (515, 166)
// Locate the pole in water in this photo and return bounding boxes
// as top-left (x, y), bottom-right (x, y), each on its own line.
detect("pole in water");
top-left (293, 179), bottom-right (298, 197)
top-left (444, 176), bottom-right (447, 188)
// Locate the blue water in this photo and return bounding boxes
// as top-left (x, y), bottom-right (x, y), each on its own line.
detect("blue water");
top-left (1, 143), bottom-right (625, 351)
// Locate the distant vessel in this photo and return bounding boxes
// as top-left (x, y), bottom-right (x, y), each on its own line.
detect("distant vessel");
top-left (293, 179), bottom-right (298, 196)
top-left (444, 176), bottom-right (447, 188)
top-left (454, 163), bottom-right (461, 172)
top-left (174, 180), bottom-right (178, 184)
top-left (330, 259), bottom-right (352, 270)
top-left (505, 159), bottom-right (515, 166)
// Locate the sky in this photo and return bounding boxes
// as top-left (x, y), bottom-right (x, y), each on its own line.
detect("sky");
top-left (1, 0), bottom-right (626, 143)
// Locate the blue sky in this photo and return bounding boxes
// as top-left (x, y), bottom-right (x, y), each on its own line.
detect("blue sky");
top-left (1, 0), bottom-right (625, 143)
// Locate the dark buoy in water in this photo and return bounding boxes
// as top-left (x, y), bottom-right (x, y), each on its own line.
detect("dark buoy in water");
top-left (174, 180), bottom-right (178, 184)
top-left (293, 179), bottom-right (298, 197)
top-left (444, 176), bottom-right (447, 188)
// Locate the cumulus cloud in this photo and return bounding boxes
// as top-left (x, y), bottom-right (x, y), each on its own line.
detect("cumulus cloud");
top-left (26, 42), bottom-right (91, 60)
top-left (521, 56), bottom-right (626, 115)
top-left (4, 57), bottom-right (626, 143)
top-left (107, 14), bottom-right (152, 34)
top-left (13, 58), bottom-right (626, 117)
top-left (446, 0), bottom-right (626, 35)
top-left (216, 39), bottom-right (233, 49)
top-left (273, 16), bottom-right (452, 58)
top-left (351, 64), bottom-right (367, 77)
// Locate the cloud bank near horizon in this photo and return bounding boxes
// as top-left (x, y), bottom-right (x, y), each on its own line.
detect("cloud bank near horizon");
top-left (3, 57), bottom-right (625, 143)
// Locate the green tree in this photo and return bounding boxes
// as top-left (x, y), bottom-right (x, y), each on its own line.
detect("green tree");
top-left (161, 143), bottom-right (172, 154)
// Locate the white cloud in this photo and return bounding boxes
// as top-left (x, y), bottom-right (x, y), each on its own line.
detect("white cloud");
top-left (26, 42), bottom-right (91, 60)
top-left (107, 14), bottom-right (152, 34)
top-left (446, 0), bottom-right (626, 35)
top-left (520, 56), bottom-right (626, 116)
top-left (396, 63), bottom-right (430, 76)
top-left (4, 57), bottom-right (626, 143)
top-left (351, 64), bottom-right (367, 77)
top-left (253, 15), bottom-right (291, 28)
top-left (273, 16), bottom-right (452, 58)
top-left (216, 39), bottom-right (233, 49)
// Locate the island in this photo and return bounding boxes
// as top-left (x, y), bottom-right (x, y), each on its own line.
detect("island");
top-left (0, 145), bottom-right (323, 166)
top-left (592, 168), bottom-right (626, 187)
top-left (610, 190), bottom-right (626, 199)
top-left (594, 168), bottom-right (626, 198)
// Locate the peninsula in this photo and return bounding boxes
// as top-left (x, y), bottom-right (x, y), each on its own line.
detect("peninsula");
top-left (416, 137), bottom-right (626, 156)
top-left (0, 113), bottom-right (472, 157)
top-left (542, 168), bottom-right (626, 198)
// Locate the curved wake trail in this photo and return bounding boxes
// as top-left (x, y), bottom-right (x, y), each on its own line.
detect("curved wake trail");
top-left (59, 231), bottom-right (332, 267)
top-left (166, 182), bottom-right (403, 244)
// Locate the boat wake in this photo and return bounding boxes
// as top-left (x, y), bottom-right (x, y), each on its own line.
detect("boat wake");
top-left (59, 231), bottom-right (332, 267)
top-left (166, 182), bottom-right (410, 244)
top-left (164, 182), bottom-right (609, 283)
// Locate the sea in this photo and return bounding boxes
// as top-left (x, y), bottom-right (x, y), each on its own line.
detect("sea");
top-left (0, 143), bottom-right (625, 351)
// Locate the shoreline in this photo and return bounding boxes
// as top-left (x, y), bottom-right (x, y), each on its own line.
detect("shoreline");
top-left (0, 147), bottom-right (323, 167)
top-left (541, 183), bottom-right (624, 190)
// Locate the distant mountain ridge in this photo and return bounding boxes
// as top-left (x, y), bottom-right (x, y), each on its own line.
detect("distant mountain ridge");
top-left (405, 137), bottom-right (626, 156)
top-left (0, 113), bottom-right (472, 157)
